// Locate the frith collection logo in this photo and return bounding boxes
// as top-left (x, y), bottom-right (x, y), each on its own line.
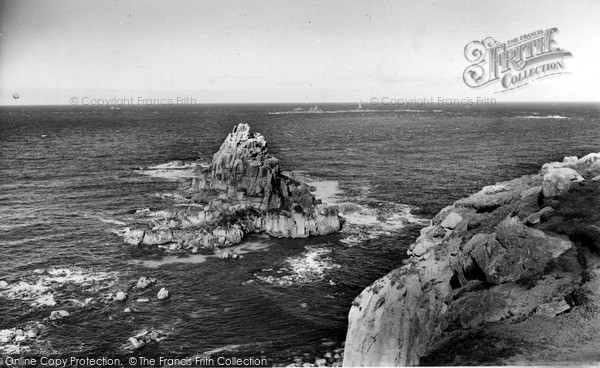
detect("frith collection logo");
top-left (463, 28), bottom-right (572, 92)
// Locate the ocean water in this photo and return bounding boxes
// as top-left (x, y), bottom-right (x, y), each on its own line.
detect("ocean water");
top-left (1, 103), bottom-right (599, 363)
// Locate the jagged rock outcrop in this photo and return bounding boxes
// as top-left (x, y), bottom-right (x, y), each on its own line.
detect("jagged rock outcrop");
top-left (124, 123), bottom-right (341, 250)
top-left (192, 123), bottom-right (317, 210)
top-left (344, 153), bottom-right (600, 366)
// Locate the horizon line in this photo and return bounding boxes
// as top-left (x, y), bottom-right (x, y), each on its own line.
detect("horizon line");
top-left (1, 101), bottom-right (599, 108)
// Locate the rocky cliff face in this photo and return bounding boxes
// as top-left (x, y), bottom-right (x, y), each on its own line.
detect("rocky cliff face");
top-left (192, 123), bottom-right (316, 210)
top-left (124, 123), bottom-right (341, 250)
top-left (344, 153), bottom-right (600, 366)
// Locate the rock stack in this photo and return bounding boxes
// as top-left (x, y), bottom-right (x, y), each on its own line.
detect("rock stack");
top-left (192, 123), bottom-right (317, 210)
top-left (344, 152), bottom-right (600, 366)
top-left (124, 124), bottom-right (341, 250)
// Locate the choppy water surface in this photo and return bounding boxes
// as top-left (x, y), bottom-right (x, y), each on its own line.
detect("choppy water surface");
top-left (1, 103), bottom-right (599, 363)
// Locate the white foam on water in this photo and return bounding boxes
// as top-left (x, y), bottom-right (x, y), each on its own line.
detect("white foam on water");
top-left (518, 115), bottom-right (568, 119)
top-left (0, 268), bottom-right (118, 307)
top-left (0, 342), bottom-right (31, 354)
top-left (214, 240), bottom-right (270, 257)
top-left (337, 202), bottom-right (427, 245)
top-left (297, 177), bottom-right (428, 246)
top-left (305, 180), bottom-right (343, 203)
top-left (132, 254), bottom-right (211, 268)
top-left (0, 321), bottom-right (45, 354)
top-left (96, 216), bottom-right (127, 226)
top-left (148, 210), bottom-right (172, 218)
top-left (340, 210), bottom-right (379, 226)
top-left (254, 245), bottom-right (340, 286)
top-left (200, 342), bottom-right (269, 355)
top-left (131, 239), bottom-right (271, 268)
top-left (137, 161), bottom-right (200, 181)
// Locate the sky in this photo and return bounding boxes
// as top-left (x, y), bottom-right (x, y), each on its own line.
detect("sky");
top-left (1, 0), bottom-right (599, 105)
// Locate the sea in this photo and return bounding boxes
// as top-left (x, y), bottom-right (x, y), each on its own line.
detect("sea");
top-left (1, 103), bottom-right (599, 364)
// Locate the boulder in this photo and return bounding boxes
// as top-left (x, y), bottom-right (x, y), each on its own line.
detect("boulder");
top-left (455, 175), bottom-right (536, 211)
top-left (314, 358), bottom-right (327, 366)
top-left (485, 216), bottom-right (572, 284)
top-left (440, 212), bottom-right (463, 230)
top-left (124, 228), bottom-right (145, 245)
top-left (49, 310), bottom-right (70, 320)
top-left (579, 152), bottom-right (600, 164)
top-left (409, 236), bottom-right (440, 257)
top-left (520, 185), bottom-right (541, 199)
top-left (129, 329), bottom-right (167, 349)
top-left (142, 229), bottom-right (174, 245)
top-left (535, 299), bottom-right (570, 317)
top-left (524, 206), bottom-right (554, 226)
top-left (157, 288), bottom-right (169, 300)
top-left (542, 168), bottom-right (584, 197)
top-left (136, 277), bottom-right (156, 290)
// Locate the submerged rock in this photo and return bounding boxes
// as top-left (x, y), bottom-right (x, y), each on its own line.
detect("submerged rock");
top-left (344, 153), bottom-right (600, 366)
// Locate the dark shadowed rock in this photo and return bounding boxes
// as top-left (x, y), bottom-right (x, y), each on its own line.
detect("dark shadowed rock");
top-left (524, 206), bottom-right (554, 226)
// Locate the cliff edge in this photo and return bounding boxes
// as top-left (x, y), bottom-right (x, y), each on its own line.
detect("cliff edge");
top-left (344, 153), bottom-right (600, 366)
